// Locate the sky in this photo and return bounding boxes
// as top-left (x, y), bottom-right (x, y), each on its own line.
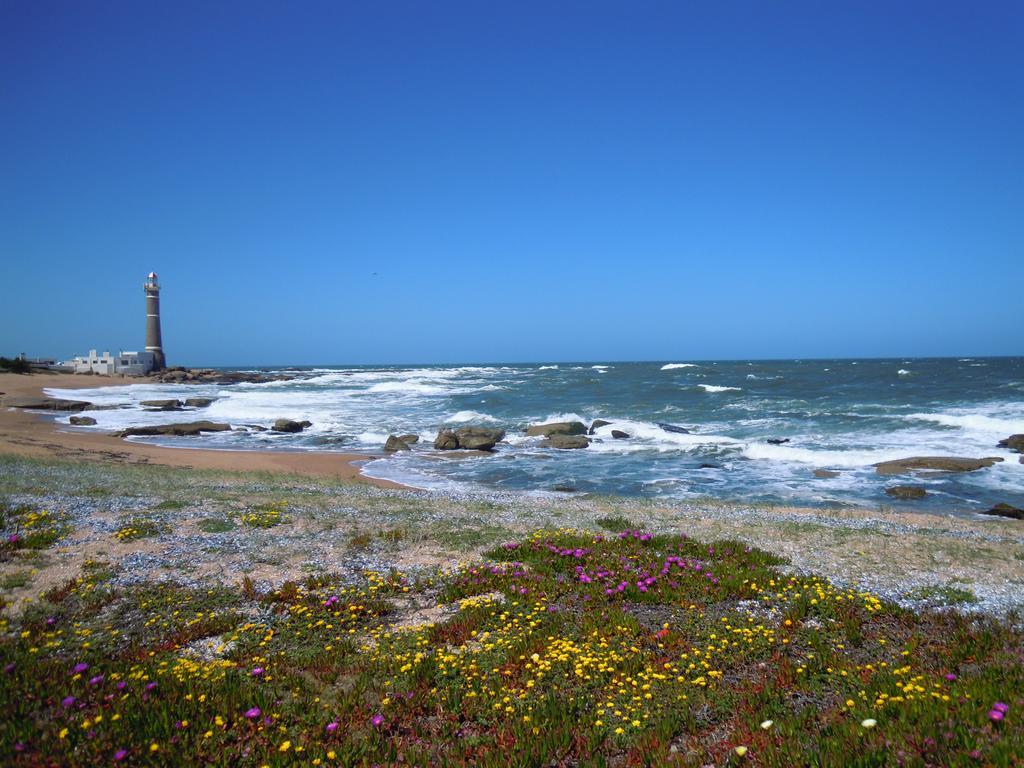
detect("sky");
top-left (1, 1), bottom-right (1022, 366)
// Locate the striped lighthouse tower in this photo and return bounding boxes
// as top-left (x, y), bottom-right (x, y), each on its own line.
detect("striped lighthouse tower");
top-left (144, 272), bottom-right (166, 371)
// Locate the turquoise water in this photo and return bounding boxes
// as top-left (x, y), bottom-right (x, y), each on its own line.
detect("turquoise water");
top-left (53, 357), bottom-right (1024, 513)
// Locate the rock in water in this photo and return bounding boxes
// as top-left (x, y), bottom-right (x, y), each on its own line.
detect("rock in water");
top-left (3, 396), bottom-right (92, 412)
top-left (885, 485), bottom-right (928, 500)
top-left (384, 435), bottom-right (411, 452)
top-left (611, 430), bottom-right (630, 439)
top-left (981, 503), bottom-right (1024, 520)
top-left (766, 438), bottom-right (790, 445)
top-left (874, 456), bottom-right (1003, 475)
top-left (526, 421), bottom-right (588, 437)
top-left (434, 430), bottom-right (460, 450)
top-left (184, 397), bottom-right (216, 408)
top-left (69, 416), bottom-right (97, 426)
top-left (397, 434), bottom-right (420, 444)
top-left (657, 422), bottom-right (690, 435)
top-left (998, 434), bottom-right (1024, 453)
top-left (115, 421), bottom-right (231, 437)
top-left (140, 399), bottom-right (183, 411)
top-left (544, 434), bottom-right (590, 449)
top-left (453, 427), bottom-right (506, 451)
top-left (272, 419), bottom-right (312, 433)
top-left (813, 469), bottom-right (840, 479)
top-left (589, 419), bottom-right (612, 435)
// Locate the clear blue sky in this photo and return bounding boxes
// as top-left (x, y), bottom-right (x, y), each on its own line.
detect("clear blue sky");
top-left (1, 1), bottom-right (1021, 366)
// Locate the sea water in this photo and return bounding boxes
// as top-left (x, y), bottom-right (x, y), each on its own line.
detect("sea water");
top-left (49, 357), bottom-right (1024, 513)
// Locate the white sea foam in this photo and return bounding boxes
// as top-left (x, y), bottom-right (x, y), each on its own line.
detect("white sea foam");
top-left (898, 369), bottom-right (911, 376)
top-left (592, 365), bottom-right (610, 370)
top-left (586, 419), bottom-right (738, 454)
top-left (907, 411), bottom-right (1024, 436)
top-left (538, 365), bottom-right (558, 370)
top-left (742, 442), bottom-right (927, 467)
top-left (446, 410), bottom-right (499, 424)
top-left (661, 363), bottom-right (698, 370)
top-left (698, 385), bottom-right (742, 393)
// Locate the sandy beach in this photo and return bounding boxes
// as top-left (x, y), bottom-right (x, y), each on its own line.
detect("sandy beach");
top-left (0, 372), bottom-right (403, 488)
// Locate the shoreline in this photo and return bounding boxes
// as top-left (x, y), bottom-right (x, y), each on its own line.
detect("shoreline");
top-left (0, 372), bottom-right (407, 490)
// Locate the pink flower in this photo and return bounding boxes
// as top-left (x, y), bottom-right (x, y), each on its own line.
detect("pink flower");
top-left (245, 707), bottom-right (261, 719)
top-left (113, 748), bottom-right (128, 761)
top-left (993, 702), bottom-right (1009, 714)
top-left (61, 696), bottom-right (76, 708)
top-left (251, 667), bottom-right (264, 677)
top-left (988, 709), bottom-right (1004, 722)
top-left (371, 713), bottom-right (384, 727)
top-left (945, 673), bottom-right (957, 681)
top-left (72, 662), bottom-right (89, 674)
top-left (326, 721), bottom-right (339, 733)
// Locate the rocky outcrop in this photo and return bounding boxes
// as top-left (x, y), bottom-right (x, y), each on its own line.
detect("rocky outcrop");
top-left (69, 416), bottom-right (97, 426)
top-left (242, 424), bottom-right (267, 432)
top-left (150, 368), bottom-right (293, 386)
top-left (140, 399), bottom-right (183, 411)
top-left (699, 463), bottom-right (720, 470)
top-left (434, 427), bottom-right (506, 451)
top-left (184, 397), bottom-right (216, 408)
top-left (397, 434), bottom-right (420, 444)
top-left (544, 434), bottom-right (589, 450)
top-left (885, 485), bottom-right (928, 500)
top-left (115, 421), bottom-right (231, 437)
top-left (766, 438), bottom-right (790, 445)
top-left (272, 419), bottom-right (312, 433)
top-left (384, 435), bottom-right (411, 452)
top-left (657, 422), bottom-right (690, 435)
top-left (874, 456), bottom-right (1003, 475)
top-left (434, 430), bottom-right (460, 450)
top-left (526, 421), bottom-right (588, 437)
top-left (998, 434), bottom-right (1024, 453)
top-left (3, 396), bottom-right (91, 411)
top-left (589, 419), bottom-right (612, 435)
top-left (454, 427), bottom-right (506, 451)
top-left (981, 503), bottom-right (1024, 521)
top-left (611, 430), bottom-right (630, 439)
top-left (813, 469), bottom-right (840, 479)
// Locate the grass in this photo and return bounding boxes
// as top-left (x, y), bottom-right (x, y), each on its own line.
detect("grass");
top-left (0, 524), bottom-right (1020, 766)
top-left (0, 570), bottom-right (32, 590)
top-left (113, 517), bottom-right (166, 542)
top-left (908, 584), bottom-right (980, 606)
top-left (153, 499), bottom-right (188, 511)
top-left (595, 514), bottom-right (636, 533)
top-left (197, 517), bottom-right (236, 534)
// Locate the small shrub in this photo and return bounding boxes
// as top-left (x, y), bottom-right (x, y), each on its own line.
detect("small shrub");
top-left (113, 517), bottom-right (165, 542)
top-left (595, 515), bottom-right (635, 533)
top-left (198, 517), bottom-right (236, 534)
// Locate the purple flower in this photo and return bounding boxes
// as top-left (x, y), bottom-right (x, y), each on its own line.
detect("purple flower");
top-left (993, 702), bottom-right (1009, 714)
top-left (116, 681), bottom-right (127, 691)
top-left (371, 713), bottom-right (384, 727)
top-left (7, 534), bottom-right (18, 544)
top-left (62, 696), bottom-right (76, 708)
top-left (46, 617), bottom-right (56, 627)
top-left (326, 721), bottom-right (339, 733)
top-left (989, 709), bottom-right (1004, 722)
top-left (145, 682), bottom-right (157, 692)
top-left (113, 749), bottom-right (128, 761)
top-left (73, 662), bottom-right (89, 675)
top-left (245, 707), bottom-right (261, 719)
top-left (89, 675), bottom-right (105, 686)
top-left (945, 673), bottom-right (957, 681)
top-left (251, 667), bottom-right (264, 677)
top-left (3, 663), bottom-right (14, 674)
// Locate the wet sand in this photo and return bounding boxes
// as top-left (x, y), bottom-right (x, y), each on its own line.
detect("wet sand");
top-left (0, 372), bottom-right (404, 488)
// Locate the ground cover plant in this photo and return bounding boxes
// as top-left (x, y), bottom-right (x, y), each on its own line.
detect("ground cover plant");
top-left (1, 524), bottom-right (1021, 766)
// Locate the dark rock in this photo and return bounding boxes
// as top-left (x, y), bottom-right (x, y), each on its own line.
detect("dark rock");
top-left (184, 397), bottom-right (216, 408)
top-left (611, 430), bottom-right (630, 439)
top-left (544, 434), bottom-right (590, 450)
top-left (140, 399), bottom-right (183, 411)
top-left (657, 422), bottom-right (690, 435)
top-left (874, 456), bottom-right (1004, 475)
top-left (589, 419), bottom-right (612, 435)
top-left (272, 419), bottom-right (312, 433)
top-left (454, 427), bottom-right (506, 451)
top-left (766, 438), bottom-right (790, 445)
top-left (69, 416), bottom-right (97, 426)
top-left (885, 485), bottom-right (928, 500)
top-left (552, 484), bottom-right (577, 493)
top-left (3, 396), bottom-right (91, 411)
top-left (813, 469), bottom-right (840, 479)
top-left (699, 463), bottom-right (720, 470)
top-left (526, 421), bottom-right (588, 437)
top-left (242, 424), bottom-right (267, 432)
top-left (115, 421), bottom-right (231, 437)
top-left (434, 430), bottom-right (460, 450)
top-left (980, 503), bottom-right (1024, 520)
top-left (397, 434), bottom-right (420, 444)
top-left (998, 434), bottom-right (1024, 453)
top-left (384, 435), bottom-right (411, 452)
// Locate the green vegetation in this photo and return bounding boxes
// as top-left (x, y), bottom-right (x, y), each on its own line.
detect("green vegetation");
top-left (0, 570), bottom-right (32, 590)
top-left (113, 517), bottom-right (167, 543)
top-left (0, 356), bottom-right (31, 373)
top-left (197, 517), bottom-right (236, 534)
top-left (908, 584), bottom-right (980, 606)
top-left (0, 503), bottom-right (70, 559)
top-left (595, 514), bottom-right (636, 533)
top-left (1, 526), bottom-right (1020, 766)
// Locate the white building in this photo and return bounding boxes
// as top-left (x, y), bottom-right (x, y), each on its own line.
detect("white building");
top-left (71, 349), bottom-right (156, 376)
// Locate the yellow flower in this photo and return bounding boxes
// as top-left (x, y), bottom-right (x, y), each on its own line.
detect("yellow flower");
top-left (327, 751), bottom-right (336, 760)
top-left (59, 728), bottom-right (68, 740)
top-left (735, 745), bottom-right (748, 757)
top-left (279, 740), bottom-right (291, 752)
top-left (149, 743), bottom-right (159, 753)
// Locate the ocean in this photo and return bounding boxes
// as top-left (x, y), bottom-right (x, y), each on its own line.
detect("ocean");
top-left (49, 357), bottom-right (1024, 514)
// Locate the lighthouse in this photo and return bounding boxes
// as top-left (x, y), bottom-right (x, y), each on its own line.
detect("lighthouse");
top-left (144, 272), bottom-right (166, 371)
